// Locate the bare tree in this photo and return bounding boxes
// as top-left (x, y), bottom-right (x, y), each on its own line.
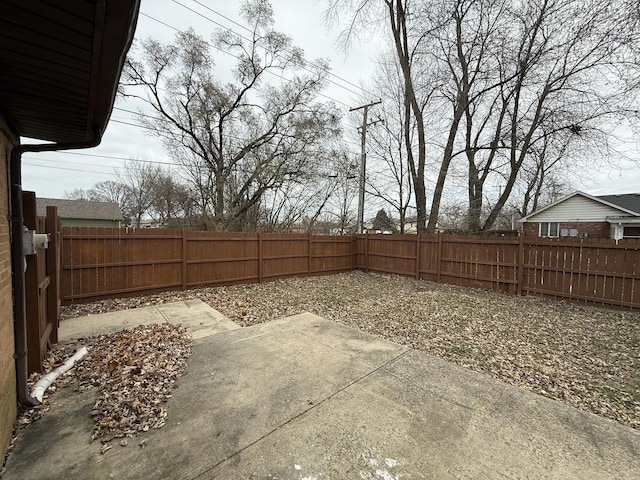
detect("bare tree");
top-left (66, 180), bottom-right (135, 225)
top-left (326, 0), bottom-right (433, 232)
top-left (325, 151), bottom-right (359, 233)
top-left (327, 0), bottom-right (640, 233)
top-left (148, 170), bottom-right (196, 227)
top-left (123, 0), bottom-right (340, 231)
top-left (114, 160), bottom-right (161, 227)
top-left (454, 0), bottom-right (639, 231)
top-left (366, 55), bottom-right (414, 233)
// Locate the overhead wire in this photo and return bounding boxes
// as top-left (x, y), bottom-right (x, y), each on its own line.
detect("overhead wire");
top-left (138, 11), bottom-right (354, 109)
top-left (111, 106), bottom-right (364, 149)
top-left (183, 0), bottom-right (374, 98)
top-left (172, 0), bottom-right (371, 100)
top-left (22, 161), bottom-right (120, 176)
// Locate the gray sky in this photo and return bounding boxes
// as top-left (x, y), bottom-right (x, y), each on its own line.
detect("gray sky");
top-left (21, 0), bottom-right (640, 203)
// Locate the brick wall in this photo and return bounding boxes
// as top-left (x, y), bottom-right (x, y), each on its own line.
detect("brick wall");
top-left (523, 221), bottom-right (611, 238)
top-left (0, 114), bottom-right (16, 459)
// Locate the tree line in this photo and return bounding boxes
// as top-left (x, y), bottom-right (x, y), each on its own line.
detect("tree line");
top-left (70, 0), bottom-right (640, 232)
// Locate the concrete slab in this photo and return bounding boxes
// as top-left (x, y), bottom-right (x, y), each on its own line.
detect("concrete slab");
top-left (212, 350), bottom-right (640, 479)
top-left (4, 308), bottom-right (640, 480)
top-left (58, 299), bottom-right (239, 341)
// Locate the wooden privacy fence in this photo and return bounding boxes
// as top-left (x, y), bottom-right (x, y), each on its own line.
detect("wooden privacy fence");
top-left (24, 192), bottom-right (61, 373)
top-left (61, 228), bottom-right (640, 311)
top-left (61, 228), bottom-right (353, 304)
top-left (354, 234), bottom-right (639, 309)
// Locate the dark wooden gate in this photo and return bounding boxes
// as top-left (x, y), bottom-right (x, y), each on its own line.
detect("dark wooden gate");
top-left (23, 191), bottom-right (61, 373)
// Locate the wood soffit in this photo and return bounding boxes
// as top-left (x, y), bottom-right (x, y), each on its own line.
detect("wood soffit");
top-left (0, 0), bottom-right (140, 143)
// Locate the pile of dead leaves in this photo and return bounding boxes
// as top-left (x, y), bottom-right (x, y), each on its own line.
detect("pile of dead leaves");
top-left (16, 323), bottom-right (191, 450)
top-left (79, 324), bottom-right (192, 443)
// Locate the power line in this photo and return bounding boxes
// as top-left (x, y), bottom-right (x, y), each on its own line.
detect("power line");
top-left (111, 106), bottom-right (365, 150)
top-left (24, 150), bottom-right (177, 166)
top-left (184, 0), bottom-right (376, 99)
top-left (173, 0), bottom-right (370, 100)
top-left (138, 11), bottom-right (353, 109)
top-left (23, 161), bottom-right (120, 176)
top-left (25, 158), bottom-right (127, 171)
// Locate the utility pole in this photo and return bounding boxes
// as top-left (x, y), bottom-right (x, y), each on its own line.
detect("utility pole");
top-left (350, 100), bottom-right (381, 234)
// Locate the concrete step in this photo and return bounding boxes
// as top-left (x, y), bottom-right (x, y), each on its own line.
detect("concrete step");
top-left (59, 299), bottom-right (240, 342)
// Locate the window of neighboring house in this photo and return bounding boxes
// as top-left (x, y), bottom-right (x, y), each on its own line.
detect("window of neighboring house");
top-left (623, 226), bottom-right (640, 238)
top-left (539, 222), bottom-right (559, 237)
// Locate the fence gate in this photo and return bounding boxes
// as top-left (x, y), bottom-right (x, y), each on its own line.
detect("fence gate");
top-left (23, 191), bottom-right (61, 373)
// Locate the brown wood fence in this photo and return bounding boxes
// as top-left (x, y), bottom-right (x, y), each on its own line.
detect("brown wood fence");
top-left (24, 192), bottom-right (61, 373)
top-left (354, 233), bottom-right (639, 310)
top-left (61, 228), bottom-right (353, 304)
top-left (61, 229), bottom-right (639, 311)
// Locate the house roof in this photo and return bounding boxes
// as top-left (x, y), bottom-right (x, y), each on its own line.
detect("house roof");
top-left (0, 0), bottom-right (140, 143)
top-left (520, 190), bottom-right (640, 222)
top-left (36, 198), bottom-right (123, 221)
top-left (597, 194), bottom-right (640, 215)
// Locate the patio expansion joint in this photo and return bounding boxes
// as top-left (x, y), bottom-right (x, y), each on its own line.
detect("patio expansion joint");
top-left (190, 348), bottom-right (413, 480)
top-left (154, 305), bottom-right (170, 324)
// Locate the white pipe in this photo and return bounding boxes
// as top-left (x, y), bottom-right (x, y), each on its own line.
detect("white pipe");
top-left (31, 346), bottom-right (89, 402)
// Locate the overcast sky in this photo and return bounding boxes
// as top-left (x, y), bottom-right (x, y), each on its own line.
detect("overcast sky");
top-left (21, 0), bottom-right (640, 203)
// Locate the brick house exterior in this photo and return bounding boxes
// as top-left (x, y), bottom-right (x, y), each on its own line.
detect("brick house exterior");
top-left (0, 116), bottom-right (17, 457)
top-left (520, 191), bottom-right (640, 239)
top-left (521, 221), bottom-right (611, 239)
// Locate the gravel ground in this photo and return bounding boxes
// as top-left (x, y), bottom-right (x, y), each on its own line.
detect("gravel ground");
top-left (62, 271), bottom-right (640, 430)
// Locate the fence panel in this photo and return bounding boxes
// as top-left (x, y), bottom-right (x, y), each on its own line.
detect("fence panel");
top-left (310, 235), bottom-right (353, 275)
top-left (262, 233), bottom-right (309, 280)
top-left (438, 235), bottom-right (519, 294)
top-left (62, 228), bottom-right (361, 304)
top-left (363, 234), bottom-right (417, 277)
top-left (62, 227), bottom-right (183, 302)
top-left (418, 234), bottom-right (439, 281)
top-left (186, 231), bottom-right (259, 288)
top-left (521, 238), bottom-right (639, 308)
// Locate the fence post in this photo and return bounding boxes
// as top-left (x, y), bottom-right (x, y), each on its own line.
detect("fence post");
top-left (364, 232), bottom-right (369, 273)
top-left (258, 231), bottom-right (263, 283)
top-left (22, 191), bottom-right (41, 372)
top-left (415, 234), bottom-right (421, 280)
top-left (517, 232), bottom-right (524, 296)
top-left (181, 229), bottom-right (187, 290)
top-left (308, 232), bottom-right (312, 275)
top-left (437, 233), bottom-right (443, 283)
top-left (351, 235), bottom-right (355, 270)
top-left (45, 206), bottom-right (60, 344)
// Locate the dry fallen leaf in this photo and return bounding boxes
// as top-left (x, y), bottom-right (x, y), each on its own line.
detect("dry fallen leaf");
top-left (107, 360), bottom-right (119, 374)
top-left (58, 271), bottom-right (640, 431)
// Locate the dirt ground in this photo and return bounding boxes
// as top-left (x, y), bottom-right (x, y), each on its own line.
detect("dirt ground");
top-left (62, 271), bottom-right (640, 430)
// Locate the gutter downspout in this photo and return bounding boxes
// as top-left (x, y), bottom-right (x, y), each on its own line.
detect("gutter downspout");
top-left (10, 129), bottom-right (102, 407)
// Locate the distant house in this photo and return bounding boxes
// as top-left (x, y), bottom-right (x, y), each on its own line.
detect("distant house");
top-left (519, 191), bottom-right (640, 240)
top-left (36, 198), bottom-right (123, 228)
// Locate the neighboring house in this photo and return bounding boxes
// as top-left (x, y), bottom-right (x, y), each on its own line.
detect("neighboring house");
top-left (0, 0), bottom-right (139, 459)
top-left (36, 198), bottom-right (123, 228)
top-left (519, 191), bottom-right (640, 240)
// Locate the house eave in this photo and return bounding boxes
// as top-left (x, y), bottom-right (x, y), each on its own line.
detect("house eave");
top-left (0, 0), bottom-right (140, 143)
top-left (606, 216), bottom-right (640, 224)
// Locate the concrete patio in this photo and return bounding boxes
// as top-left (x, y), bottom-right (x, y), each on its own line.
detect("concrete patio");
top-left (3, 300), bottom-right (639, 479)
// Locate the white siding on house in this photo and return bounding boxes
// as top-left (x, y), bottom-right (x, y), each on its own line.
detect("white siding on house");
top-left (527, 195), bottom-right (625, 222)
